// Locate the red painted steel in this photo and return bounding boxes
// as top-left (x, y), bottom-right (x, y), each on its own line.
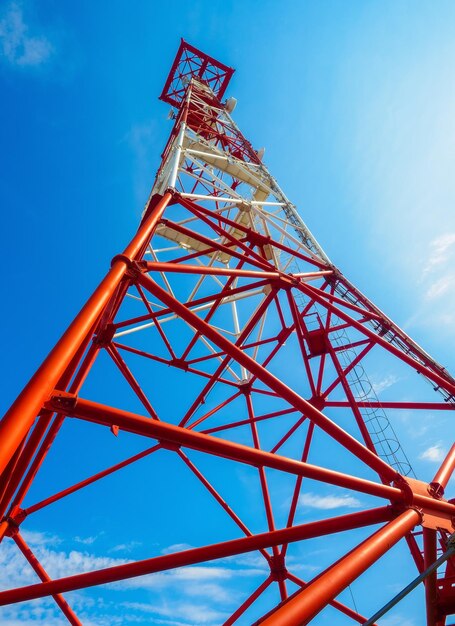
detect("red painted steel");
top-left (47, 396), bottom-right (403, 500)
top-left (0, 192), bottom-right (171, 478)
top-left (0, 40), bottom-right (454, 625)
top-left (424, 527), bottom-right (438, 626)
top-left (431, 443), bottom-right (455, 496)
top-left (13, 533), bottom-right (82, 626)
top-left (160, 39), bottom-right (234, 108)
top-left (0, 507), bottom-right (395, 605)
top-left (258, 509), bottom-right (421, 625)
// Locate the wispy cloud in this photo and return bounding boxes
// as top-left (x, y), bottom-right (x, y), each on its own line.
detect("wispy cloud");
top-left (0, 530), bottom-right (265, 625)
top-left (109, 540), bottom-right (142, 553)
top-left (21, 529), bottom-right (61, 547)
top-left (0, 2), bottom-right (53, 67)
top-left (423, 233), bottom-right (455, 276)
top-left (161, 542), bottom-right (194, 555)
top-left (371, 374), bottom-right (399, 395)
top-left (419, 443), bottom-right (446, 463)
top-left (406, 231), bottom-right (455, 337)
top-left (299, 492), bottom-right (361, 510)
top-left (425, 274), bottom-right (455, 300)
top-left (124, 600), bottom-right (229, 624)
top-left (74, 534), bottom-right (102, 546)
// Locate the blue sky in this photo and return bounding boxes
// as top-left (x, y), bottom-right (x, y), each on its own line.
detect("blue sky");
top-left (0, 1), bottom-right (454, 625)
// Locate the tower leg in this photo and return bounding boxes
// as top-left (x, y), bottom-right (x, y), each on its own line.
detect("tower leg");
top-left (258, 509), bottom-right (421, 626)
top-left (0, 192), bottom-right (171, 477)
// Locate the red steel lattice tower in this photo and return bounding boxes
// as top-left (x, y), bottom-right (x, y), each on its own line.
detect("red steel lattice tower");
top-left (0, 40), bottom-right (454, 625)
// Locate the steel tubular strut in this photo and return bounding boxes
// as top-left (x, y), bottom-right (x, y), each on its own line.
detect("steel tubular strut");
top-left (50, 395), bottom-right (401, 501)
top-left (133, 270), bottom-right (399, 482)
top-left (13, 532), bottom-right (82, 625)
top-left (0, 192), bottom-right (172, 477)
top-left (423, 527), bottom-right (438, 626)
top-left (430, 443), bottom-right (455, 498)
top-left (296, 281), bottom-right (455, 397)
top-left (0, 336), bottom-right (102, 533)
top-left (0, 506), bottom-right (394, 605)
top-left (45, 396), bottom-right (455, 518)
top-left (258, 509), bottom-right (421, 625)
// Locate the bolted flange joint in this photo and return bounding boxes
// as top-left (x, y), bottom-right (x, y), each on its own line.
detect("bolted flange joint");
top-left (428, 481), bottom-right (445, 500)
top-left (393, 475), bottom-right (415, 506)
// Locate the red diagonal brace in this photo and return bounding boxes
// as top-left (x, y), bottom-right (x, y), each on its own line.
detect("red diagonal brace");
top-left (133, 270), bottom-right (399, 482)
top-left (13, 532), bottom-right (82, 625)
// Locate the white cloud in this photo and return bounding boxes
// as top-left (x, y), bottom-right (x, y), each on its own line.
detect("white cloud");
top-left (419, 443), bottom-right (446, 463)
top-left (299, 492), bottom-right (361, 510)
top-left (423, 233), bottom-right (455, 275)
top-left (124, 601), bottom-right (229, 624)
top-left (405, 232), bottom-right (455, 337)
top-left (74, 535), bottom-right (99, 546)
top-left (0, 537), bottom-right (128, 593)
top-left (371, 374), bottom-right (399, 395)
top-left (109, 540), bottom-right (142, 553)
top-left (425, 274), bottom-right (455, 300)
top-left (161, 543), bottom-right (194, 555)
top-left (21, 529), bottom-right (61, 547)
top-left (0, 2), bottom-right (53, 67)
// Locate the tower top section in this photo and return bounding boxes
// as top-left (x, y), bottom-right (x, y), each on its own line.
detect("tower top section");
top-left (159, 39), bottom-right (234, 108)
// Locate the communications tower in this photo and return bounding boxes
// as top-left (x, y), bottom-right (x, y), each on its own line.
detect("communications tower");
top-left (0, 40), bottom-right (454, 625)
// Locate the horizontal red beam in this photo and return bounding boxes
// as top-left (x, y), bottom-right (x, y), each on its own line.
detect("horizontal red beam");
top-left (134, 271), bottom-right (398, 482)
top-left (0, 506), bottom-right (394, 605)
top-left (325, 401), bottom-right (454, 411)
top-left (144, 261), bottom-right (281, 279)
top-left (46, 396), bottom-right (455, 519)
top-left (49, 395), bottom-right (400, 501)
top-left (142, 261), bottom-right (331, 282)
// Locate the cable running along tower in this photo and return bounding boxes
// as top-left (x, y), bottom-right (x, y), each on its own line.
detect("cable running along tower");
top-left (0, 40), bottom-right (454, 625)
